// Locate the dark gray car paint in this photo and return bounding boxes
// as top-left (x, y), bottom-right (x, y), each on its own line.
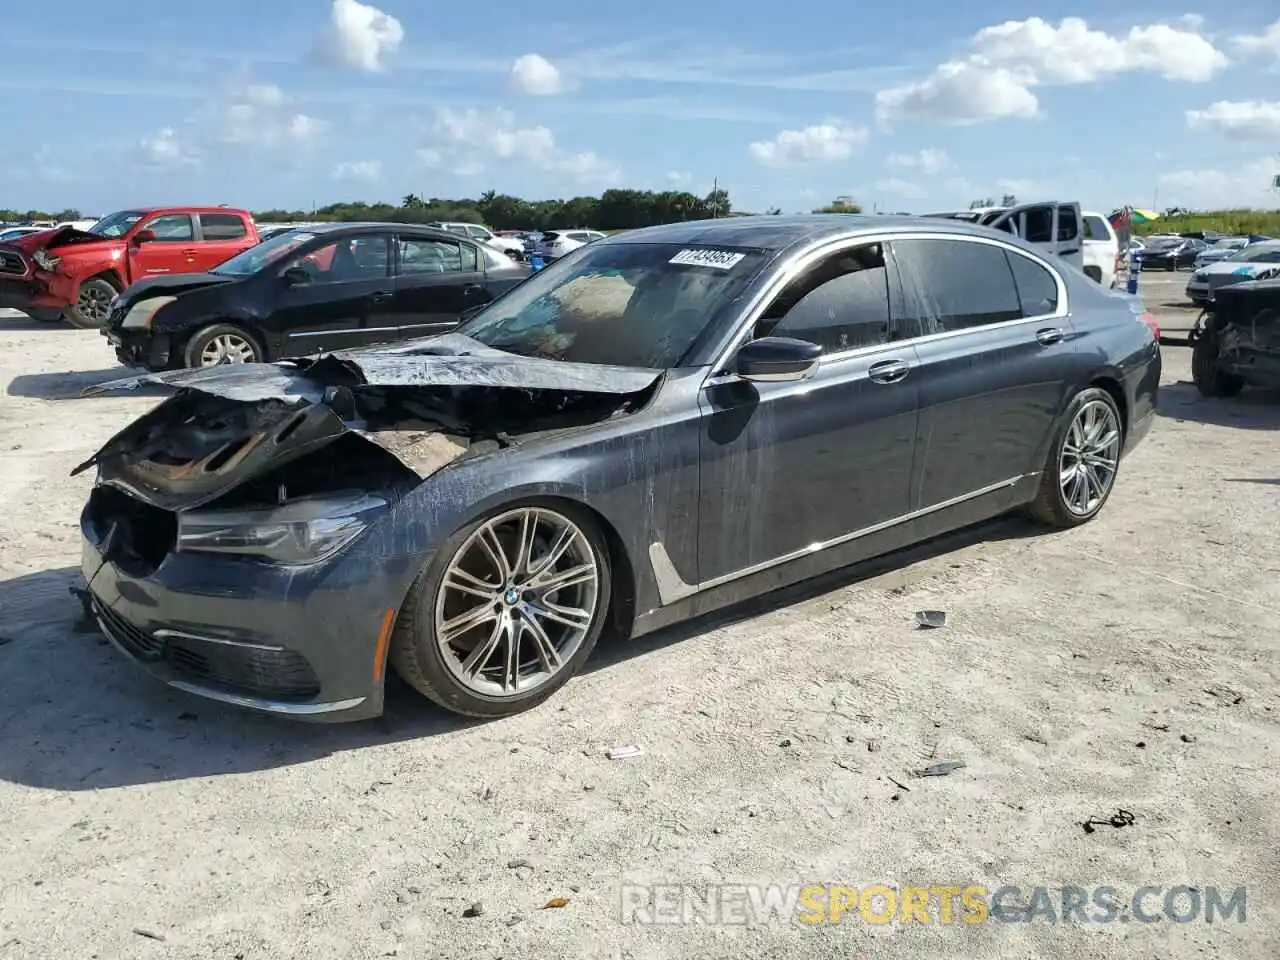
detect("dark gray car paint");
top-left (80, 215), bottom-right (1161, 721)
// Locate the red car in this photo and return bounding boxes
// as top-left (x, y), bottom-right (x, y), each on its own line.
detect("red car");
top-left (0, 207), bottom-right (260, 328)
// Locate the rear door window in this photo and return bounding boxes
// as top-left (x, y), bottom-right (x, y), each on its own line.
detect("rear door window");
top-left (1056, 205), bottom-right (1080, 243)
top-left (1006, 252), bottom-right (1060, 317)
top-left (199, 213), bottom-right (248, 240)
top-left (891, 238), bottom-right (1022, 336)
top-left (1023, 206), bottom-right (1053, 243)
top-left (398, 237), bottom-right (479, 274)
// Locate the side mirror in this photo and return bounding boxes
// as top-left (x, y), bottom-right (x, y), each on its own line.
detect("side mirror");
top-left (131, 229), bottom-right (156, 245)
top-left (282, 266), bottom-right (312, 287)
top-left (734, 336), bottom-right (822, 383)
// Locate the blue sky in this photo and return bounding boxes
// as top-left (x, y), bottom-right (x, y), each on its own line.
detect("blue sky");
top-left (3, 1), bottom-right (1279, 216)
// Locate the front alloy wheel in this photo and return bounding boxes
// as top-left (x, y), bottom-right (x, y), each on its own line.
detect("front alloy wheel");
top-left (390, 501), bottom-right (612, 717)
top-left (199, 333), bottom-right (257, 366)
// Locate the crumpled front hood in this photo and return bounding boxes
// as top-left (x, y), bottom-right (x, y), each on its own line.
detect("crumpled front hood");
top-left (7, 226), bottom-right (120, 255)
top-left (85, 332), bottom-right (664, 402)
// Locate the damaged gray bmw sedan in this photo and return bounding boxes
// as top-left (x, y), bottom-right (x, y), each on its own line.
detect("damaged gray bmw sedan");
top-left (76, 215), bottom-right (1161, 720)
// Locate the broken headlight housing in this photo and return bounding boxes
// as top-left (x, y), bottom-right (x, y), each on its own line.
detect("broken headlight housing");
top-left (175, 493), bottom-right (387, 565)
top-left (32, 250), bottom-right (60, 271)
top-left (121, 295), bottom-right (177, 329)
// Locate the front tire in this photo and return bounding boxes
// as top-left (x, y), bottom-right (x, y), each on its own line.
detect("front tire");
top-left (390, 500), bottom-right (612, 718)
top-left (64, 276), bottom-right (119, 328)
top-left (183, 323), bottom-right (264, 368)
top-left (1029, 388), bottom-right (1124, 529)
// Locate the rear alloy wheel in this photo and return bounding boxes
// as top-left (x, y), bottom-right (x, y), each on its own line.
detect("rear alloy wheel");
top-left (64, 277), bottom-right (119, 329)
top-left (183, 323), bottom-right (263, 368)
top-left (1030, 388), bottom-right (1123, 528)
top-left (390, 502), bottom-right (612, 718)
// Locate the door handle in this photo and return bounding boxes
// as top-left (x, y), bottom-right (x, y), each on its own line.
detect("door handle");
top-left (1058, 247), bottom-right (1080, 256)
top-left (370, 290), bottom-right (394, 302)
top-left (182, 248), bottom-right (197, 257)
top-left (1035, 327), bottom-right (1065, 345)
top-left (462, 283), bottom-right (484, 296)
top-left (867, 358), bottom-right (911, 384)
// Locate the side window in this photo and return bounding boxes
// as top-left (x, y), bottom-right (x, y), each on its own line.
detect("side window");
top-left (444, 224), bottom-right (469, 237)
top-left (891, 238), bottom-right (1022, 336)
top-left (466, 225), bottom-right (492, 241)
top-left (1006, 252), bottom-right (1060, 317)
top-left (754, 242), bottom-right (891, 353)
top-left (1023, 206), bottom-right (1053, 243)
top-left (398, 238), bottom-right (479, 274)
top-left (1083, 215), bottom-right (1110, 242)
top-left (285, 235), bottom-right (389, 284)
top-left (144, 213), bottom-right (194, 242)
top-left (199, 213), bottom-right (247, 241)
top-left (1056, 205), bottom-right (1080, 243)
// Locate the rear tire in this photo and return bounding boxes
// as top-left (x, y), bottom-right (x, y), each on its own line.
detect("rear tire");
top-left (390, 499), bottom-right (613, 718)
top-left (1029, 387), bottom-right (1124, 529)
top-left (1191, 329), bottom-right (1245, 398)
top-left (64, 276), bottom-right (119, 329)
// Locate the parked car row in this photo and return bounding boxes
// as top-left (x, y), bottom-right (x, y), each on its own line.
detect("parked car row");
top-left (1185, 238), bottom-right (1280, 305)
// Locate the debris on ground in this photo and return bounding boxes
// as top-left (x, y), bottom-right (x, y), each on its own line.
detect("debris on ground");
top-left (132, 928), bottom-right (166, 941)
top-left (542, 898), bottom-right (570, 909)
top-left (461, 902), bottom-right (485, 918)
top-left (68, 584), bottom-right (99, 633)
top-left (915, 610), bottom-right (948, 629)
top-left (1082, 809), bottom-right (1136, 834)
top-left (503, 914), bottom-right (525, 927)
top-left (1180, 733), bottom-right (1197, 743)
top-left (866, 739), bottom-right (882, 753)
top-left (607, 745), bottom-right (643, 760)
top-left (1204, 685), bottom-right (1244, 705)
top-left (914, 760), bottom-right (966, 778)
top-left (886, 776), bottom-right (912, 793)
top-left (506, 858), bottom-right (533, 870)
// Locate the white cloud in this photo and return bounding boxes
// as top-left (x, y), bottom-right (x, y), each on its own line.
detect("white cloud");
top-left (333, 159), bottom-right (383, 181)
top-left (666, 170), bottom-right (692, 186)
top-left (1157, 157), bottom-right (1280, 209)
top-left (217, 85), bottom-right (325, 146)
top-left (139, 128), bottom-right (198, 167)
top-left (511, 53), bottom-right (567, 95)
top-left (1232, 19), bottom-right (1280, 59)
top-left (886, 147), bottom-right (949, 174)
top-left (315, 0), bottom-right (404, 72)
top-left (877, 16), bottom-right (1229, 125)
top-left (1186, 100), bottom-right (1280, 140)
top-left (874, 178), bottom-right (927, 199)
top-left (748, 122), bottom-right (868, 167)
top-left (421, 106), bottom-right (621, 185)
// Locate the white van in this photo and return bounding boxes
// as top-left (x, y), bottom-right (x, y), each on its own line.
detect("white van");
top-left (1081, 211), bottom-right (1119, 287)
top-left (924, 201), bottom-right (1085, 273)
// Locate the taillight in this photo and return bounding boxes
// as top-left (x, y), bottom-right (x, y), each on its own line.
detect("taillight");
top-left (1138, 311), bottom-right (1160, 341)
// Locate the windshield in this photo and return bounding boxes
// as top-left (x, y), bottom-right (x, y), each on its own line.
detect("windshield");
top-left (1229, 243), bottom-right (1280, 263)
top-left (456, 241), bottom-right (769, 368)
top-left (212, 230), bottom-right (315, 276)
top-left (88, 210), bottom-right (145, 238)
top-left (1144, 237), bottom-right (1182, 250)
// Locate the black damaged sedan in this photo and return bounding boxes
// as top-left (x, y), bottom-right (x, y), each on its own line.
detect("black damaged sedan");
top-left (102, 222), bottom-right (530, 371)
top-left (78, 215), bottom-right (1161, 720)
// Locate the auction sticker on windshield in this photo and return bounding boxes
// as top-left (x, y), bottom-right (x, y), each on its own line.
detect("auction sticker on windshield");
top-left (669, 248), bottom-right (746, 270)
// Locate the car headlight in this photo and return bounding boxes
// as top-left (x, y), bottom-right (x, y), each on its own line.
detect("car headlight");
top-left (175, 493), bottom-right (387, 564)
top-left (32, 249), bottom-right (60, 270)
top-left (120, 295), bottom-right (177, 329)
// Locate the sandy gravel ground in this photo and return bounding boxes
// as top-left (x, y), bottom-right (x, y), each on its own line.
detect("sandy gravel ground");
top-left (1, 306), bottom-right (1278, 960)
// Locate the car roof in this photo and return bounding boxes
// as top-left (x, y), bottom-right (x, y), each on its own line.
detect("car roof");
top-left (126, 206), bottom-right (253, 215)
top-left (601, 214), bottom-right (1023, 255)
top-left (293, 221), bottom-right (484, 240)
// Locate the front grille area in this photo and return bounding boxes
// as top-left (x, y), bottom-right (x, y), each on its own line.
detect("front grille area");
top-left (93, 597), bottom-right (164, 660)
top-left (165, 635), bottom-right (321, 702)
top-left (0, 250), bottom-right (27, 276)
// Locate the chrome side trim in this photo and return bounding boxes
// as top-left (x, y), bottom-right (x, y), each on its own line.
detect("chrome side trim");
top-left (167, 681), bottom-right (367, 715)
top-left (701, 231), bottom-right (1070, 388)
top-left (648, 473), bottom-right (1035, 606)
top-left (153, 628), bottom-right (286, 652)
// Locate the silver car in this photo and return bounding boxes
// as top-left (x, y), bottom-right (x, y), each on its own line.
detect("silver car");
top-left (1186, 240), bottom-right (1280, 305)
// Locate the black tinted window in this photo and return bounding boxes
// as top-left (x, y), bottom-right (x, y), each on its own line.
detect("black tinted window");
top-left (892, 239), bottom-right (1021, 336)
top-left (199, 213), bottom-right (247, 240)
top-left (759, 244), bottom-right (890, 352)
top-left (1057, 205), bottom-right (1079, 242)
top-left (1007, 252), bottom-right (1059, 316)
top-left (1024, 207), bottom-right (1053, 243)
top-left (1084, 216), bottom-right (1110, 241)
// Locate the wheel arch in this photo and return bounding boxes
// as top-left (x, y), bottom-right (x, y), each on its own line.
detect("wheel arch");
top-left (1087, 374), bottom-right (1129, 440)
